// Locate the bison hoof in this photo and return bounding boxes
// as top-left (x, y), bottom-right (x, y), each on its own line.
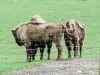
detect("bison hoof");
top-left (68, 56), bottom-right (71, 58)
top-left (32, 58), bottom-right (35, 61)
top-left (79, 56), bottom-right (82, 58)
top-left (47, 57), bottom-right (50, 60)
top-left (57, 58), bottom-right (62, 60)
top-left (26, 60), bottom-right (32, 62)
top-left (26, 58), bottom-right (32, 62)
top-left (40, 57), bottom-right (43, 60)
top-left (74, 56), bottom-right (78, 58)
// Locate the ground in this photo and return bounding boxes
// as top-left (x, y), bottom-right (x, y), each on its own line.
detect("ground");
top-left (3, 57), bottom-right (99, 75)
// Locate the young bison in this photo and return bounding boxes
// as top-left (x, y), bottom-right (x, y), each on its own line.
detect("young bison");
top-left (29, 15), bottom-right (52, 60)
top-left (12, 21), bottom-right (72, 62)
top-left (64, 19), bottom-right (85, 58)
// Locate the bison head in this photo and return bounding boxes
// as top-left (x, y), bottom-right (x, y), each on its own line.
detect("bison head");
top-left (12, 29), bottom-right (23, 46)
top-left (61, 24), bottom-right (75, 37)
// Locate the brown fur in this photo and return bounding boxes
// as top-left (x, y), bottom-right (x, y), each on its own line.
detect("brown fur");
top-left (12, 22), bottom-right (71, 62)
top-left (28, 15), bottom-right (74, 60)
top-left (29, 15), bottom-right (46, 23)
top-left (29, 15), bottom-right (52, 60)
top-left (64, 19), bottom-right (85, 58)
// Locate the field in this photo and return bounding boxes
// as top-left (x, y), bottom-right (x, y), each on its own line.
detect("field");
top-left (0, 0), bottom-right (100, 74)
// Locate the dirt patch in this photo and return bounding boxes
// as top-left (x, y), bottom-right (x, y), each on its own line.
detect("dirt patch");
top-left (5, 58), bottom-right (100, 75)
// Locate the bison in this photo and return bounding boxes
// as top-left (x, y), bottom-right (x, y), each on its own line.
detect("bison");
top-left (64, 19), bottom-right (85, 58)
top-left (29, 15), bottom-right (52, 60)
top-left (12, 21), bottom-right (73, 62)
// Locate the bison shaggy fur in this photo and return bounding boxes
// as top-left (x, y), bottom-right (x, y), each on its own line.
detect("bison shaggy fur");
top-left (12, 21), bottom-right (71, 62)
top-left (64, 19), bottom-right (85, 58)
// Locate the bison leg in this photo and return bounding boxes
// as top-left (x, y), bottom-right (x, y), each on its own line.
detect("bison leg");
top-left (31, 44), bottom-right (38, 61)
top-left (39, 43), bottom-right (45, 60)
top-left (40, 48), bottom-right (45, 60)
top-left (47, 41), bottom-right (52, 60)
top-left (73, 40), bottom-right (78, 58)
top-left (32, 49), bottom-right (38, 60)
top-left (54, 39), bottom-right (62, 60)
top-left (25, 43), bottom-right (32, 62)
top-left (79, 40), bottom-right (83, 58)
top-left (65, 40), bottom-right (72, 58)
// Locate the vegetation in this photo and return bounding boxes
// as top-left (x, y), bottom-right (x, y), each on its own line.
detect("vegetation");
top-left (0, 0), bottom-right (99, 73)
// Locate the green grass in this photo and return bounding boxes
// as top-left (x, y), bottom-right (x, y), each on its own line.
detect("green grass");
top-left (0, 0), bottom-right (100, 73)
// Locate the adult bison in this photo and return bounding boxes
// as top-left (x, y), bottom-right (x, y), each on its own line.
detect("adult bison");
top-left (12, 21), bottom-right (72, 62)
top-left (29, 15), bottom-right (52, 60)
top-left (64, 19), bottom-right (85, 58)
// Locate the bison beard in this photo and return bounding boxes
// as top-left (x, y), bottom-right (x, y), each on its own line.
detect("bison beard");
top-left (12, 30), bottom-right (23, 46)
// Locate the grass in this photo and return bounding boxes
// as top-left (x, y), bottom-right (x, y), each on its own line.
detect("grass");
top-left (0, 0), bottom-right (100, 73)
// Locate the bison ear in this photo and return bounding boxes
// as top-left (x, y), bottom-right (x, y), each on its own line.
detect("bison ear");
top-left (60, 24), bottom-right (66, 31)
